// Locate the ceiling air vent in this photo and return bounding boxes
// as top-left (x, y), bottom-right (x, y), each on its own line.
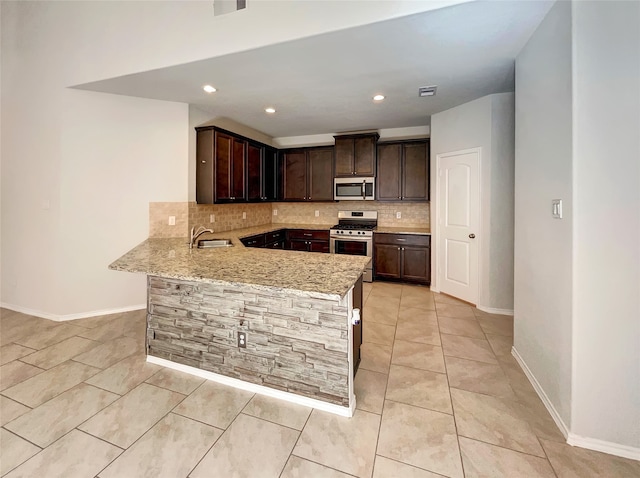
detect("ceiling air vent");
top-left (418, 86), bottom-right (437, 97)
top-left (213, 0), bottom-right (246, 16)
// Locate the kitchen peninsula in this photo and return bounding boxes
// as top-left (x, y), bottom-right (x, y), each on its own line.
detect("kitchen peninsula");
top-left (109, 225), bottom-right (369, 416)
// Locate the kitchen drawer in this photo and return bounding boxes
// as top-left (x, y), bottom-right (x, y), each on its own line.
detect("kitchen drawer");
top-left (265, 230), bottom-right (285, 243)
top-left (287, 229), bottom-right (330, 241)
top-left (241, 234), bottom-right (266, 248)
top-left (374, 233), bottom-right (430, 247)
top-left (265, 240), bottom-right (284, 249)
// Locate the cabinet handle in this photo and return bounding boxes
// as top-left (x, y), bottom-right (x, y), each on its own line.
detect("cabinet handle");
top-left (396, 238), bottom-right (406, 241)
top-left (201, 160), bottom-right (206, 163)
top-left (304, 233), bottom-right (312, 237)
top-left (309, 197), bottom-right (312, 200)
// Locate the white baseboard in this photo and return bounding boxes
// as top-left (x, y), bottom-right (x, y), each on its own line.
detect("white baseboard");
top-left (147, 355), bottom-right (355, 418)
top-left (511, 346), bottom-right (570, 438)
top-left (0, 302), bottom-right (146, 322)
top-left (477, 305), bottom-right (514, 315)
top-left (567, 433), bottom-right (640, 461)
top-left (511, 346), bottom-right (640, 461)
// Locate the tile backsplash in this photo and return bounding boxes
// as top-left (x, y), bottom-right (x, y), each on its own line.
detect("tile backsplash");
top-left (271, 201), bottom-right (429, 228)
top-left (149, 202), bottom-right (189, 238)
top-left (150, 201), bottom-right (429, 238)
top-left (188, 202), bottom-right (272, 232)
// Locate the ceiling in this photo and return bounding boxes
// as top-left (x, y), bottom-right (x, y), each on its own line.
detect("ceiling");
top-left (73, 1), bottom-right (554, 139)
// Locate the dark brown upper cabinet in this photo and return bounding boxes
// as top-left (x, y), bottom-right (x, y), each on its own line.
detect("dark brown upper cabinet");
top-left (281, 147), bottom-right (334, 202)
top-left (215, 131), bottom-right (246, 203)
top-left (376, 140), bottom-right (429, 202)
top-left (196, 126), bottom-right (277, 204)
top-left (334, 133), bottom-right (379, 177)
top-left (196, 129), bottom-right (215, 204)
top-left (247, 143), bottom-right (278, 202)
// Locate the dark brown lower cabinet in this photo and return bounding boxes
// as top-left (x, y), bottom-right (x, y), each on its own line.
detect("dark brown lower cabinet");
top-left (374, 233), bottom-right (430, 284)
top-left (285, 230), bottom-right (329, 253)
top-left (352, 275), bottom-right (363, 377)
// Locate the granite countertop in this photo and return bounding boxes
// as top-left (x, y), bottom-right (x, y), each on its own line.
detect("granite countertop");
top-left (374, 226), bottom-right (431, 235)
top-left (109, 223), bottom-right (368, 301)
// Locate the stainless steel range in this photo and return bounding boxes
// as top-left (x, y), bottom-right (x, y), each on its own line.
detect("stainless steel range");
top-left (330, 211), bottom-right (377, 282)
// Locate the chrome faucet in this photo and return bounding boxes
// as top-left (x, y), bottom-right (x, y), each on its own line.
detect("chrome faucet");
top-left (190, 225), bottom-right (214, 249)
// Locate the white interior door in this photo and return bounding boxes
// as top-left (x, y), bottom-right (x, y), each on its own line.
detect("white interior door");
top-left (437, 149), bottom-right (480, 304)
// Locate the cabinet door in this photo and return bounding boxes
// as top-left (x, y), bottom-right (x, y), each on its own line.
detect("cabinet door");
top-left (288, 239), bottom-right (309, 251)
top-left (214, 132), bottom-right (233, 202)
top-left (196, 129), bottom-right (214, 204)
top-left (263, 147), bottom-right (278, 201)
top-left (354, 136), bottom-right (376, 176)
top-left (231, 138), bottom-right (246, 201)
top-left (401, 246), bottom-right (430, 284)
top-left (376, 144), bottom-right (402, 200)
top-left (402, 142), bottom-right (429, 201)
top-left (374, 244), bottom-right (402, 279)
top-left (247, 142), bottom-right (262, 202)
top-left (308, 240), bottom-right (330, 253)
top-left (308, 148), bottom-right (334, 201)
top-left (334, 137), bottom-right (354, 176)
top-left (282, 151), bottom-right (307, 201)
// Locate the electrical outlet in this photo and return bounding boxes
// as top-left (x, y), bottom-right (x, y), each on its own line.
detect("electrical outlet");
top-left (315, 210), bottom-right (319, 217)
top-left (273, 209), bottom-right (278, 216)
top-left (238, 331), bottom-right (247, 348)
top-left (396, 212), bottom-right (402, 219)
top-left (242, 212), bottom-right (246, 220)
top-left (210, 214), bottom-right (215, 223)
top-left (168, 216), bottom-right (176, 225)
top-left (552, 199), bottom-right (563, 219)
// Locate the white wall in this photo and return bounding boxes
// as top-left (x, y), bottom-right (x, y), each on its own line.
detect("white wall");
top-left (515, 0), bottom-right (640, 455)
top-left (1, 2), bottom-right (188, 317)
top-left (55, 91), bottom-right (188, 314)
top-left (54, 0), bottom-right (468, 87)
top-left (514, 0), bottom-right (574, 432)
top-left (571, 0), bottom-right (640, 451)
top-left (430, 93), bottom-right (515, 312)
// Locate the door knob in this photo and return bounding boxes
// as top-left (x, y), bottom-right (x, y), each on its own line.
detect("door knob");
top-left (469, 233), bottom-right (476, 239)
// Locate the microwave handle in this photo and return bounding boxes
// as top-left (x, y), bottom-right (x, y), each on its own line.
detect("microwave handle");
top-left (362, 180), bottom-right (366, 200)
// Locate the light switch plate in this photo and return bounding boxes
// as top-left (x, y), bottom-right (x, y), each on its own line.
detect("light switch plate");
top-left (273, 209), bottom-right (278, 216)
top-left (396, 212), bottom-right (402, 219)
top-left (552, 199), bottom-right (563, 219)
top-left (242, 212), bottom-right (246, 220)
top-left (315, 210), bottom-right (319, 217)
top-left (168, 216), bottom-right (176, 226)
top-left (210, 214), bottom-right (215, 223)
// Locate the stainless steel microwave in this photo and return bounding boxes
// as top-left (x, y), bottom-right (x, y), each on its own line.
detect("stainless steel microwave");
top-left (334, 177), bottom-right (375, 201)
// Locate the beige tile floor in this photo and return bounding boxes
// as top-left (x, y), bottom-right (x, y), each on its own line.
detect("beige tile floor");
top-left (1, 283), bottom-right (639, 477)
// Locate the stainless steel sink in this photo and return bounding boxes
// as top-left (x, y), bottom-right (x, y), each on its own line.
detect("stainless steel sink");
top-left (197, 239), bottom-right (234, 248)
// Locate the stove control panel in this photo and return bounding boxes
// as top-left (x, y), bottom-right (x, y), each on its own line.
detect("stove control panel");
top-left (331, 229), bottom-right (373, 237)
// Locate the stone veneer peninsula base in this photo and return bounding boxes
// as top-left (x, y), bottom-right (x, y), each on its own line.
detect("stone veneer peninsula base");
top-left (146, 275), bottom-right (359, 415)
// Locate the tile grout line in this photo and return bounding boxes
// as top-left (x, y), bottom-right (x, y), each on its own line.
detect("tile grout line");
top-left (436, 304), bottom-right (468, 478)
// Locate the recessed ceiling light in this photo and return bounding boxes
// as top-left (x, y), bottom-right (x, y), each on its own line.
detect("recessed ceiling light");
top-left (373, 94), bottom-right (385, 101)
top-left (265, 107), bottom-right (276, 114)
top-left (418, 85), bottom-right (437, 97)
top-left (203, 85), bottom-right (217, 93)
